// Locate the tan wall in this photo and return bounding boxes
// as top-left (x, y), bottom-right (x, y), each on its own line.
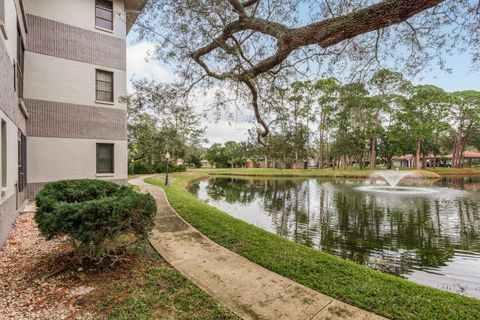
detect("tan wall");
top-left (27, 137), bottom-right (127, 183)
top-left (1, 0), bottom-right (17, 60)
top-left (0, 194), bottom-right (18, 246)
top-left (26, 14), bottom-right (126, 70)
top-left (21, 0), bottom-right (129, 198)
top-left (23, 51), bottom-right (127, 109)
top-left (0, 108), bottom-right (21, 201)
top-left (25, 99), bottom-right (127, 140)
top-left (24, 0), bottom-right (126, 39)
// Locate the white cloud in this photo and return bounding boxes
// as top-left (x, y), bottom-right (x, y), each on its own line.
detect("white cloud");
top-left (126, 41), bottom-right (253, 145)
top-left (126, 41), bottom-right (177, 91)
top-left (204, 120), bottom-right (251, 145)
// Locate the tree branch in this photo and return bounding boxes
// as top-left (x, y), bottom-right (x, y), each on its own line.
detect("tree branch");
top-left (192, 0), bottom-right (443, 81)
top-left (241, 77), bottom-right (270, 145)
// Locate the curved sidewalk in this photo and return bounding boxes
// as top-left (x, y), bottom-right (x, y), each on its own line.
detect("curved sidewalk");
top-left (130, 176), bottom-right (385, 320)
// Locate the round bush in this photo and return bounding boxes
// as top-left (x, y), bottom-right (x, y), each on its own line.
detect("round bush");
top-left (35, 179), bottom-right (157, 260)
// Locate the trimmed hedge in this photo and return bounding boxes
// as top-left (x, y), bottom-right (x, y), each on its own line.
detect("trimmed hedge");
top-left (35, 179), bottom-right (157, 260)
top-left (128, 160), bottom-right (187, 174)
top-left (129, 160), bottom-right (153, 174)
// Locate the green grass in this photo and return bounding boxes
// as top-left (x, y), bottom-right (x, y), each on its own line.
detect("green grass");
top-left (145, 173), bottom-right (480, 320)
top-left (193, 167), bottom-right (442, 178)
top-left (424, 167), bottom-right (480, 176)
top-left (94, 178), bottom-right (237, 319)
top-left (94, 243), bottom-right (238, 320)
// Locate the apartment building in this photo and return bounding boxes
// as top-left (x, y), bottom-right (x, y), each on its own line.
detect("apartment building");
top-left (0, 0), bottom-right (145, 245)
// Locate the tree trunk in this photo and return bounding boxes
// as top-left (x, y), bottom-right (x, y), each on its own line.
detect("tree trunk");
top-left (452, 132), bottom-right (463, 168)
top-left (386, 157), bottom-right (392, 169)
top-left (460, 134), bottom-right (468, 168)
top-left (415, 138), bottom-right (422, 170)
top-left (318, 130), bottom-right (324, 169)
top-left (370, 136), bottom-right (376, 169)
top-left (325, 139), bottom-right (330, 168)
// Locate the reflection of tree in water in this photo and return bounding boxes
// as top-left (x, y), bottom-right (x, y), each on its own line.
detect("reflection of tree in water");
top-left (188, 182), bottom-right (200, 196)
top-left (196, 177), bottom-right (480, 276)
top-left (205, 177), bottom-right (259, 204)
top-left (319, 183), bottom-right (479, 275)
top-left (457, 198), bottom-right (480, 252)
top-left (205, 178), bottom-right (319, 247)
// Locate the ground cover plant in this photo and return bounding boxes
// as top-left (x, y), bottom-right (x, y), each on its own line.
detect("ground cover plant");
top-left (94, 242), bottom-right (239, 320)
top-left (35, 179), bottom-right (157, 261)
top-left (146, 172), bottom-right (480, 320)
top-left (0, 211), bottom-right (238, 319)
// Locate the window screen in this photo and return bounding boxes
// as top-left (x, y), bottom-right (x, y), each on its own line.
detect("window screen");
top-left (95, 0), bottom-right (113, 30)
top-left (96, 69), bottom-right (113, 102)
top-left (96, 143), bottom-right (114, 173)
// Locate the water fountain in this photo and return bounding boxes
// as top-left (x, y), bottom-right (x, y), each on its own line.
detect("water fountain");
top-left (355, 170), bottom-right (437, 194)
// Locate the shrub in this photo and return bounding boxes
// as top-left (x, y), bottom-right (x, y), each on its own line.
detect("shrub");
top-left (155, 163), bottom-right (187, 173)
top-left (129, 160), bottom-right (153, 174)
top-left (35, 179), bottom-right (157, 261)
top-left (175, 164), bottom-right (187, 172)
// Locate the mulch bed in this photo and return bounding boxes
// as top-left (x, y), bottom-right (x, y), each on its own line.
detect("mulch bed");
top-left (0, 210), bottom-right (96, 319)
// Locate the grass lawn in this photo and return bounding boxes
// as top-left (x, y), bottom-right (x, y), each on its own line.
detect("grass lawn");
top-left (145, 172), bottom-right (480, 320)
top-left (193, 167), bottom-right (443, 178)
top-left (94, 243), bottom-right (238, 320)
top-left (424, 167), bottom-right (480, 176)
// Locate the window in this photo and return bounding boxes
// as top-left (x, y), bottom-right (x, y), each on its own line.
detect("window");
top-left (95, 0), bottom-right (113, 31)
top-left (95, 69), bottom-right (114, 102)
top-left (17, 131), bottom-right (26, 192)
top-left (1, 120), bottom-right (6, 189)
top-left (96, 143), bottom-right (114, 174)
top-left (16, 22), bottom-right (24, 98)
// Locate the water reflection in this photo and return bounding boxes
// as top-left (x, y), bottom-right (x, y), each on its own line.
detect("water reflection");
top-left (189, 176), bottom-right (480, 298)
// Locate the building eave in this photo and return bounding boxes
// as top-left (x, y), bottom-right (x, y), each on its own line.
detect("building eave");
top-left (124, 0), bottom-right (148, 34)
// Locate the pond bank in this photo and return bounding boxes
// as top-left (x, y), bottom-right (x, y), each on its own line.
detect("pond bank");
top-left (145, 172), bottom-right (480, 320)
top-left (132, 176), bottom-right (383, 320)
top-left (194, 168), bottom-right (447, 178)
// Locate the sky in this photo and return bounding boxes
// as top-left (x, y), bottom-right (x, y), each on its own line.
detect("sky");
top-left (126, 17), bottom-right (480, 146)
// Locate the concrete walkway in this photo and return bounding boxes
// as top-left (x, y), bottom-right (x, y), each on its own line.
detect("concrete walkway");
top-left (130, 176), bottom-right (385, 320)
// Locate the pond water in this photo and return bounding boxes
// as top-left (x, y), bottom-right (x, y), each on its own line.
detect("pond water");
top-left (189, 175), bottom-right (480, 298)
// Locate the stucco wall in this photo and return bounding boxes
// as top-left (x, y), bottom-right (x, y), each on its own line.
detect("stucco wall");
top-left (27, 137), bottom-right (128, 183)
top-left (0, 13), bottom-right (26, 132)
top-left (2, 0), bottom-right (17, 60)
top-left (0, 109), bottom-right (22, 201)
top-left (24, 0), bottom-right (126, 39)
top-left (23, 51), bottom-right (127, 109)
top-left (0, 0), bottom-right (28, 246)
top-left (25, 99), bottom-right (127, 140)
top-left (0, 194), bottom-right (18, 246)
top-left (21, 0), bottom-right (129, 199)
top-left (26, 14), bottom-right (126, 70)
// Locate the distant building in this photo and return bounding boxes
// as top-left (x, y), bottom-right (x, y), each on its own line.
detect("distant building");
top-left (392, 154), bottom-right (415, 168)
top-left (392, 151), bottom-right (480, 168)
top-left (201, 159), bottom-right (213, 168)
top-left (444, 151), bottom-right (480, 167)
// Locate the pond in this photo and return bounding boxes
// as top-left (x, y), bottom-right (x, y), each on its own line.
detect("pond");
top-left (189, 175), bottom-right (480, 298)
